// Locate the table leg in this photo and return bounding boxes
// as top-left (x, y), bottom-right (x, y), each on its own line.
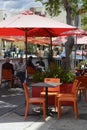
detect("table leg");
top-left (45, 87), bottom-right (48, 115)
top-left (45, 87), bottom-right (56, 117)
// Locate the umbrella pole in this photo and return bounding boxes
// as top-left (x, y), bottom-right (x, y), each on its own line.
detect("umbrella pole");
top-left (48, 37), bottom-right (53, 66)
top-left (82, 45), bottom-right (83, 60)
top-left (25, 29), bottom-right (28, 82)
top-left (50, 37), bottom-right (53, 60)
top-left (74, 35), bottom-right (77, 67)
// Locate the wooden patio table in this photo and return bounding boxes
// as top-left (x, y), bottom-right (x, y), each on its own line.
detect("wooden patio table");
top-left (31, 82), bottom-right (62, 115)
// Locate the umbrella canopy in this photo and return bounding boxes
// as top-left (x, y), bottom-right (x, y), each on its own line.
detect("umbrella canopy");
top-left (76, 35), bottom-right (87, 44)
top-left (0, 11), bottom-right (76, 37)
top-left (52, 35), bottom-right (87, 45)
top-left (60, 28), bottom-right (87, 36)
top-left (52, 36), bottom-right (68, 44)
top-left (0, 36), bottom-right (51, 46)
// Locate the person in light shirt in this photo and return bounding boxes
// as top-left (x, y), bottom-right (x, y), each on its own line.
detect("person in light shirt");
top-left (15, 57), bottom-right (26, 84)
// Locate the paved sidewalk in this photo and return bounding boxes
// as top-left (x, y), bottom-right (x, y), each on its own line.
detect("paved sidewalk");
top-left (0, 93), bottom-right (87, 130)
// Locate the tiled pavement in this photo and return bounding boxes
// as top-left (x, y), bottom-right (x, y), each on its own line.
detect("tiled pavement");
top-left (0, 85), bottom-right (87, 130)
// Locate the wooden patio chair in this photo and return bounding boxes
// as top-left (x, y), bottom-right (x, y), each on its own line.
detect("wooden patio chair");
top-left (40, 78), bottom-right (60, 111)
top-left (1, 68), bottom-right (13, 88)
top-left (57, 79), bottom-right (80, 119)
top-left (76, 76), bottom-right (87, 102)
top-left (23, 83), bottom-right (46, 121)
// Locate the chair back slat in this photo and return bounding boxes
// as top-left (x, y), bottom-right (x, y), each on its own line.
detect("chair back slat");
top-left (44, 78), bottom-right (60, 92)
top-left (71, 79), bottom-right (79, 96)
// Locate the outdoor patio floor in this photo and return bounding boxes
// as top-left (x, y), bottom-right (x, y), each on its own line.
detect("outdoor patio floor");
top-left (0, 83), bottom-right (87, 130)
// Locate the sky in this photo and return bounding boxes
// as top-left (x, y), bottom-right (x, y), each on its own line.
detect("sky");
top-left (0, 0), bottom-right (43, 13)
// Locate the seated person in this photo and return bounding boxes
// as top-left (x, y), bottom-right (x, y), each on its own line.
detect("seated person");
top-left (2, 57), bottom-right (14, 75)
top-left (27, 56), bottom-right (36, 69)
top-left (15, 57), bottom-right (26, 84)
top-left (84, 63), bottom-right (87, 72)
top-left (36, 57), bottom-right (45, 72)
top-left (2, 57), bottom-right (14, 87)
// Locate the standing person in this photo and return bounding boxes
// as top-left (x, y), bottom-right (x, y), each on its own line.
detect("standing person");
top-left (15, 57), bottom-right (26, 85)
top-left (12, 45), bottom-right (16, 58)
top-left (16, 46), bottom-right (19, 58)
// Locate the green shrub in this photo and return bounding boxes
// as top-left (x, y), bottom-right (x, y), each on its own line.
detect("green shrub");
top-left (33, 62), bottom-right (75, 83)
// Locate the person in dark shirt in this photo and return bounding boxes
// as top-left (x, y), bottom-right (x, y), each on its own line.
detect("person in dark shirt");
top-left (2, 57), bottom-right (14, 75)
top-left (27, 56), bottom-right (36, 69)
top-left (2, 57), bottom-right (14, 87)
top-left (36, 57), bottom-right (45, 68)
top-left (36, 57), bottom-right (45, 72)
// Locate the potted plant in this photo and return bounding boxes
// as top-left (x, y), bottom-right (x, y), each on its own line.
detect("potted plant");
top-left (32, 63), bottom-right (75, 105)
top-left (33, 62), bottom-right (75, 84)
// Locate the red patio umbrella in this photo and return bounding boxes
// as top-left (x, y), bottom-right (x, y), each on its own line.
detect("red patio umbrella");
top-left (0, 11), bottom-right (76, 37)
top-left (0, 11), bottom-right (76, 79)
top-left (0, 11), bottom-right (76, 50)
top-left (52, 36), bottom-right (68, 44)
top-left (60, 28), bottom-right (87, 66)
top-left (76, 35), bottom-right (87, 44)
top-left (52, 35), bottom-right (87, 45)
top-left (60, 28), bottom-right (87, 36)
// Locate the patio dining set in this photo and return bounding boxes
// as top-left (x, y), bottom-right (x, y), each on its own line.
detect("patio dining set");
top-left (0, 66), bottom-right (87, 122)
top-left (23, 75), bottom-right (87, 121)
